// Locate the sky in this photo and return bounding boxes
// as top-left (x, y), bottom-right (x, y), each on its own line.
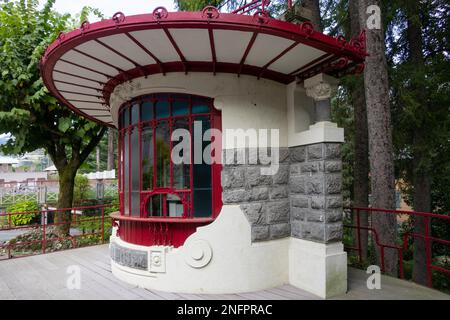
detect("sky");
top-left (0, 134), bottom-right (11, 146)
top-left (39, 0), bottom-right (176, 20)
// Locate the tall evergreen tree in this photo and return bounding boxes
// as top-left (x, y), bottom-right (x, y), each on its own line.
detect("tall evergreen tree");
top-left (358, 0), bottom-right (398, 275)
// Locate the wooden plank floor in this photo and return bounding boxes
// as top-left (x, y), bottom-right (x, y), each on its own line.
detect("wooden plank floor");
top-left (0, 245), bottom-right (448, 300)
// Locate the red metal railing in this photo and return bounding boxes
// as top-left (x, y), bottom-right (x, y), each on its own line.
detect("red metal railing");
top-left (344, 207), bottom-right (450, 288)
top-left (0, 204), bottom-right (113, 260)
top-left (110, 212), bottom-right (214, 248)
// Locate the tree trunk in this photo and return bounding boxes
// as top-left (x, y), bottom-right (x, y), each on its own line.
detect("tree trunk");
top-left (46, 127), bottom-right (106, 237)
top-left (55, 167), bottom-right (77, 237)
top-left (349, 0), bottom-right (370, 261)
top-left (107, 129), bottom-right (115, 171)
top-left (412, 167), bottom-right (431, 285)
top-left (358, 0), bottom-right (398, 275)
top-left (349, 0), bottom-right (369, 261)
top-left (302, 0), bottom-right (322, 32)
top-left (405, 0), bottom-right (431, 286)
top-left (351, 78), bottom-right (370, 261)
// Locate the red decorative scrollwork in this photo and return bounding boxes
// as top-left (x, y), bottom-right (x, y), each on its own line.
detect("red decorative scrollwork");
top-left (112, 12), bottom-right (126, 25)
top-left (153, 7), bottom-right (169, 20)
top-left (80, 20), bottom-right (90, 34)
top-left (253, 10), bottom-right (269, 24)
top-left (300, 21), bottom-right (314, 38)
top-left (350, 30), bottom-right (367, 55)
top-left (331, 57), bottom-right (349, 70)
top-left (337, 35), bottom-right (347, 50)
top-left (202, 6), bottom-right (220, 20)
top-left (352, 63), bottom-right (365, 74)
top-left (112, 219), bottom-right (120, 237)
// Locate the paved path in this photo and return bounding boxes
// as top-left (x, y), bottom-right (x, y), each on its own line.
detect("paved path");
top-left (0, 245), bottom-right (448, 300)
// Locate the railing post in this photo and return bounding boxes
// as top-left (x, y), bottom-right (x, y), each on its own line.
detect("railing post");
top-left (101, 206), bottom-right (105, 244)
top-left (356, 208), bottom-right (362, 262)
top-left (42, 209), bottom-right (47, 254)
top-left (7, 211), bottom-right (11, 259)
top-left (424, 216), bottom-right (433, 287)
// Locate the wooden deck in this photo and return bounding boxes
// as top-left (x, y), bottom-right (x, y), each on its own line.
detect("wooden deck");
top-left (0, 245), bottom-right (448, 300)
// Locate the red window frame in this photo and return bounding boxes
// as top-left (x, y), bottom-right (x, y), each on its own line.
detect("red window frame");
top-left (118, 93), bottom-right (222, 221)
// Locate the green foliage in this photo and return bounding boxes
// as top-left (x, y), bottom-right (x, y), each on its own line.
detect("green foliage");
top-left (78, 130), bottom-right (117, 174)
top-left (76, 197), bottom-right (118, 244)
top-left (104, 193), bottom-right (120, 215)
top-left (6, 200), bottom-right (39, 226)
top-left (0, 0), bottom-right (107, 213)
top-left (174, 0), bottom-right (287, 15)
top-left (331, 85), bottom-right (354, 203)
top-left (73, 174), bottom-right (91, 205)
top-left (432, 258), bottom-right (450, 293)
top-left (175, 0), bottom-right (224, 11)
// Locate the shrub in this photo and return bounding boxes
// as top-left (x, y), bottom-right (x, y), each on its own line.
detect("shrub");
top-left (432, 257), bottom-right (450, 293)
top-left (74, 174), bottom-right (91, 205)
top-left (6, 200), bottom-right (40, 226)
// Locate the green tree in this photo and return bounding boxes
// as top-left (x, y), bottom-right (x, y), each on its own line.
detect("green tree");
top-left (389, 0), bottom-right (450, 284)
top-left (175, 0), bottom-right (288, 14)
top-left (175, 0), bottom-right (224, 11)
top-left (0, 0), bottom-right (106, 236)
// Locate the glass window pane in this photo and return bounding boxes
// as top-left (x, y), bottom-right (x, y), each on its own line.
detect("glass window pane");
top-left (156, 121), bottom-right (170, 187)
top-left (141, 101), bottom-right (153, 122)
top-left (173, 119), bottom-right (190, 190)
top-left (192, 116), bottom-right (212, 217)
top-left (147, 194), bottom-right (162, 217)
top-left (192, 99), bottom-right (210, 114)
top-left (172, 100), bottom-right (189, 116)
top-left (193, 116), bottom-right (211, 188)
top-left (130, 127), bottom-right (140, 216)
top-left (167, 194), bottom-right (183, 217)
top-left (193, 164), bottom-right (212, 188)
top-left (155, 100), bottom-right (170, 119)
top-left (171, 93), bottom-right (189, 100)
top-left (193, 189), bottom-right (212, 218)
top-left (142, 125), bottom-right (153, 191)
top-left (131, 103), bottom-right (139, 124)
top-left (123, 132), bottom-right (129, 215)
top-left (123, 107), bottom-right (129, 127)
top-left (155, 93), bottom-right (170, 100)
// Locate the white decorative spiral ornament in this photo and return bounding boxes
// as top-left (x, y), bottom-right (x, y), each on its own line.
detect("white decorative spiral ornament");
top-left (183, 239), bottom-right (213, 269)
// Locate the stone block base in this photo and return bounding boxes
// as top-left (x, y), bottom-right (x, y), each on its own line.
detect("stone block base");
top-left (289, 238), bottom-right (347, 298)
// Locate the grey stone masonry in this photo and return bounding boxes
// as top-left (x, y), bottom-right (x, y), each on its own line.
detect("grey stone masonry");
top-left (222, 148), bottom-right (291, 242)
top-left (222, 144), bottom-right (343, 244)
top-left (289, 143), bottom-right (343, 243)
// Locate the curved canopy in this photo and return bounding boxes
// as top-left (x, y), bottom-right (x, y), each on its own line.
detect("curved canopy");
top-left (40, 8), bottom-right (367, 127)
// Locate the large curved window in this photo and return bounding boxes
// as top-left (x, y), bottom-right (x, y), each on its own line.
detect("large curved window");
top-left (118, 93), bottom-right (222, 219)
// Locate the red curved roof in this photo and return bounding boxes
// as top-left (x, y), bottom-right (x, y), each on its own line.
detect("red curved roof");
top-left (40, 8), bottom-right (367, 127)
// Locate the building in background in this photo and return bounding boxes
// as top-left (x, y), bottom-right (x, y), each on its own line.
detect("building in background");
top-left (0, 156), bottom-right (18, 173)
